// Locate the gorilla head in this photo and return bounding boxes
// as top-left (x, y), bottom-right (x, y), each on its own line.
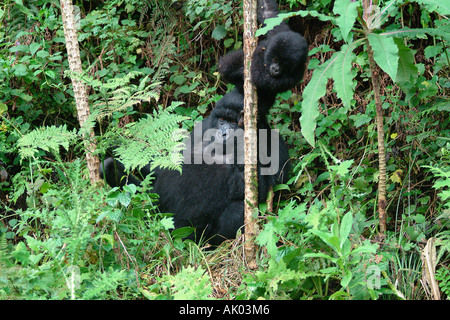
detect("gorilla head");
top-left (188, 88), bottom-right (245, 166)
top-left (252, 30), bottom-right (308, 94)
top-left (210, 88), bottom-right (244, 143)
top-left (218, 0), bottom-right (308, 117)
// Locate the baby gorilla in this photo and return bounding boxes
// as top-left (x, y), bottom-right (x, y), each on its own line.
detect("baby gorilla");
top-left (218, 0), bottom-right (308, 116)
top-left (100, 89), bottom-right (289, 246)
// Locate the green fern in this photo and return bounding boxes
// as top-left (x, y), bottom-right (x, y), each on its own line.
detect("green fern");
top-left (75, 71), bottom-right (163, 119)
top-left (160, 266), bottom-right (213, 300)
top-left (82, 268), bottom-right (131, 299)
top-left (436, 229), bottom-right (450, 266)
top-left (17, 125), bottom-right (78, 159)
top-left (435, 267), bottom-right (450, 297)
top-left (113, 101), bottom-right (189, 173)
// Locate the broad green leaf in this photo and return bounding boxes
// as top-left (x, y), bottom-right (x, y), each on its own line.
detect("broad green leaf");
top-left (29, 43), bottom-right (41, 56)
top-left (171, 226), bottom-right (195, 239)
top-left (310, 229), bottom-right (340, 253)
top-left (300, 53), bottom-right (338, 147)
top-left (352, 242), bottom-right (378, 255)
top-left (107, 209), bottom-right (123, 222)
top-left (341, 270), bottom-right (353, 288)
top-left (381, 26), bottom-right (450, 42)
top-left (329, 159), bottom-right (354, 177)
top-left (394, 38), bottom-right (418, 99)
top-left (13, 64), bottom-right (28, 77)
top-left (12, 242), bottom-right (30, 265)
top-left (160, 217), bottom-right (175, 230)
top-left (304, 204), bottom-right (322, 229)
top-left (339, 212), bottom-right (353, 250)
top-left (349, 113), bottom-right (372, 127)
top-left (340, 239), bottom-right (352, 257)
top-left (368, 34), bottom-right (398, 81)
top-left (256, 222), bottom-right (279, 257)
top-left (123, 184), bottom-right (137, 194)
top-left (212, 25), bottom-right (227, 40)
top-left (333, 0), bottom-right (359, 43)
top-left (333, 43), bottom-right (358, 111)
top-left (273, 183), bottom-right (290, 192)
top-left (413, 0), bottom-right (450, 15)
top-left (256, 10), bottom-right (335, 37)
top-left (14, 0), bottom-right (32, 17)
top-left (99, 234), bottom-right (115, 247)
top-left (117, 192), bottom-right (131, 207)
top-left (0, 103), bottom-right (7, 115)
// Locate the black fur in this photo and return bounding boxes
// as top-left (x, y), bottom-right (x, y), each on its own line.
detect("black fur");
top-left (218, 0), bottom-right (308, 116)
top-left (99, 0), bottom-right (302, 246)
top-left (100, 89), bottom-right (290, 245)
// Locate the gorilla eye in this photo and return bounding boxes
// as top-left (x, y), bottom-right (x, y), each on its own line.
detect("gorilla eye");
top-left (273, 57), bottom-right (279, 64)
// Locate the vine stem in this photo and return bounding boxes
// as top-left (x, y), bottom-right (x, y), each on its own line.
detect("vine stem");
top-left (60, 0), bottom-right (99, 184)
top-left (366, 39), bottom-right (387, 235)
top-left (243, 0), bottom-right (259, 270)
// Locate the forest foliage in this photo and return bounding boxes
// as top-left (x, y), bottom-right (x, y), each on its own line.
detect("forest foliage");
top-left (0, 0), bottom-right (449, 300)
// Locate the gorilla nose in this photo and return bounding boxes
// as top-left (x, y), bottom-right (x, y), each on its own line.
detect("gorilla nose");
top-left (270, 64), bottom-right (281, 78)
top-left (217, 127), bottom-right (231, 141)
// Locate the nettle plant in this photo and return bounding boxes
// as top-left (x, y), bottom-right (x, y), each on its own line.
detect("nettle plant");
top-left (261, 0), bottom-right (449, 232)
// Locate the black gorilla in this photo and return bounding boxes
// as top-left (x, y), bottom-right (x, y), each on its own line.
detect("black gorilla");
top-left (99, 0), bottom-right (306, 246)
top-left (218, 0), bottom-right (308, 116)
top-left (100, 88), bottom-right (290, 245)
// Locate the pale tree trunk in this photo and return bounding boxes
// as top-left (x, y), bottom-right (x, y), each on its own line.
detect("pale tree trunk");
top-left (243, 0), bottom-right (259, 270)
top-left (366, 40), bottom-right (387, 235)
top-left (60, 0), bottom-right (99, 184)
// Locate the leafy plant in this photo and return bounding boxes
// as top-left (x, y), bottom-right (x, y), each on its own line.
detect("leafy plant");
top-left (153, 266), bottom-right (213, 300)
top-left (262, 0), bottom-right (449, 233)
top-left (435, 267), bottom-right (450, 298)
top-left (1, 0), bottom-right (449, 301)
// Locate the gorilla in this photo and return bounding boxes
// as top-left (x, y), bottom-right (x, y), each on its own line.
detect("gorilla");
top-left (218, 0), bottom-right (308, 116)
top-left (99, 0), bottom-right (307, 246)
top-left (100, 88), bottom-right (290, 245)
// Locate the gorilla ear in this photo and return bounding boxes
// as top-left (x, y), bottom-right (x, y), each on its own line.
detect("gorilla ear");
top-left (238, 110), bottom-right (244, 128)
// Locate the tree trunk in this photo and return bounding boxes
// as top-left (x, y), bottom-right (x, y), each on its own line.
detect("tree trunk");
top-left (60, 0), bottom-right (99, 184)
top-left (243, 0), bottom-right (259, 269)
top-left (366, 39), bottom-right (387, 235)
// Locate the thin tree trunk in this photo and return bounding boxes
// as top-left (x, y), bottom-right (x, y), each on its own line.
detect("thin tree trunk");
top-left (60, 0), bottom-right (99, 184)
top-left (366, 39), bottom-right (387, 235)
top-left (243, 0), bottom-right (259, 269)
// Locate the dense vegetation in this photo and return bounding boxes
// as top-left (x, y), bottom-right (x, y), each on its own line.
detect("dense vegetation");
top-left (0, 0), bottom-right (449, 300)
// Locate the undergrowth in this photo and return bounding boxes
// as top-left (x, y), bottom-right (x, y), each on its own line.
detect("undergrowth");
top-left (0, 0), bottom-right (449, 300)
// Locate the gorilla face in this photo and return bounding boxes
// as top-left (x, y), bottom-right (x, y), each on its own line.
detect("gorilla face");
top-left (269, 56), bottom-right (281, 78)
top-left (263, 31), bottom-right (308, 90)
top-left (214, 110), bottom-right (242, 143)
top-left (201, 89), bottom-right (245, 165)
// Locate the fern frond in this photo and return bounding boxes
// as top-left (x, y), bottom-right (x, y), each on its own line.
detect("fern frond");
top-left (82, 268), bottom-right (130, 299)
top-left (161, 266), bottom-right (213, 300)
top-left (114, 101), bottom-right (189, 172)
top-left (17, 125), bottom-right (78, 159)
top-left (93, 72), bottom-right (162, 120)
